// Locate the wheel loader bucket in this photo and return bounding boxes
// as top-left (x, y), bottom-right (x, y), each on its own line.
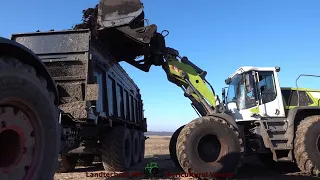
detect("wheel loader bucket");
top-left (97, 0), bottom-right (144, 28)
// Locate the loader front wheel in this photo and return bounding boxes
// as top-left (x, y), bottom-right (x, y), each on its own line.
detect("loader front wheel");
top-left (294, 115), bottom-right (320, 176)
top-left (169, 125), bottom-right (185, 168)
top-left (0, 56), bottom-right (59, 179)
top-left (176, 116), bottom-right (244, 179)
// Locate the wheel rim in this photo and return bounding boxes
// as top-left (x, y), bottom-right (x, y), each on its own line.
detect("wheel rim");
top-left (0, 98), bottom-right (42, 179)
top-left (197, 134), bottom-right (228, 165)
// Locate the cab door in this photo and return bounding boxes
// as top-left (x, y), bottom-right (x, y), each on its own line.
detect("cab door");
top-left (255, 71), bottom-right (285, 118)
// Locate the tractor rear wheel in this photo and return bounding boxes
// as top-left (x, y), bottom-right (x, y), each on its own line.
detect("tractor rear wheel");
top-left (294, 115), bottom-right (320, 176)
top-left (176, 116), bottom-right (244, 179)
top-left (169, 125), bottom-right (185, 168)
top-left (0, 56), bottom-right (59, 179)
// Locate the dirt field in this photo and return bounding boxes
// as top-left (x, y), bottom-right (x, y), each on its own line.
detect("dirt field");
top-left (54, 135), bottom-right (319, 180)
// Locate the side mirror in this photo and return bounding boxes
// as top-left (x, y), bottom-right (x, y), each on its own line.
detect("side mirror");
top-left (225, 78), bottom-right (231, 85)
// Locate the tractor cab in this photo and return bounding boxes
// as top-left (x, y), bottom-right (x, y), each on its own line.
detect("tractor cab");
top-left (223, 66), bottom-right (286, 121)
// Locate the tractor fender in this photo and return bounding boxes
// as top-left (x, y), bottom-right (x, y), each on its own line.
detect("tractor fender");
top-left (285, 106), bottom-right (320, 148)
top-left (208, 113), bottom-right (238, 129)
top-left (0, 37), bottom-right (59, 105)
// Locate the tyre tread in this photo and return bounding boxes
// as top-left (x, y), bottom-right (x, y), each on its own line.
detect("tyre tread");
top-left (0, 56), bottom-right (59, 179)
top-left (101, 126), bottom-right (131, 171)
top-left (176, 116), bottom-right (244, 178)
top-left (294, 115), bottom-right (320, 176)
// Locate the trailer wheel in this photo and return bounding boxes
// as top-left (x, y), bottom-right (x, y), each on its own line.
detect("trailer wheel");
top-left (294, 115), bottom-right (320, 176)
top-left (130, 129), bottom-right (139, 165)
top-left (101, 126), bottom-right (132, 171)
top-left (138, 131), bottom-right (145, 162)
top-left (0, 56), bottom-right (59, 179)
top-left (169, 125), bottom-right (185, 168)
top-left (176, 116), bottom-right (244, 179)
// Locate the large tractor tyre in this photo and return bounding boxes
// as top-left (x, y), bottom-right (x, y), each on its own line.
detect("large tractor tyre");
top-left (101, 126), bottom-right (132, 171)
top-left (78, 154), bottom-right (95, 166)
top-left (130, 129), bottom-right (139, 165)
top-left (57, 154), bottom-right (79, 173)
top-left (294, 115), bottom-right (320, 176)
top-left (169, 125), bottom-right (185, 168)
top-left (0, 56), bottom-right (59, 179)
top-left (138, 131), bottom-right (145, 162)
top-left (176, 116), bottom-right (244, 179)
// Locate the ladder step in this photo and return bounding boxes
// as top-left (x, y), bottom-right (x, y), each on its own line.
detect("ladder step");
top-left (277, 157), bottom-right (292, 162)
top-left (270, 138), bottom-right (288, 141)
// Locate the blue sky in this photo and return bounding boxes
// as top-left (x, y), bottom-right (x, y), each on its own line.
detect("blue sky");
top-left (1, 0), bottom-right (320, 132)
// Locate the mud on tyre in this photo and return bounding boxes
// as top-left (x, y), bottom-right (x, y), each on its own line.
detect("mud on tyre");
top-left (101, 126), bottom-right (132, 171)
top-left (0, 56), bottom-right (59, 179)
top-left (176, 116), bottom-right (244, 179)
top-left (294, 115), bottom-right (320, 176)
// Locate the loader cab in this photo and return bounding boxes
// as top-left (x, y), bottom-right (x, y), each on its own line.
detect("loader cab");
top-left (225, 66), bottom-right (286, 121)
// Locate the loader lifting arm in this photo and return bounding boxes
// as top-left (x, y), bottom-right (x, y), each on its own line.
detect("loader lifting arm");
top-left (161, 47), bottom-right (218, 116)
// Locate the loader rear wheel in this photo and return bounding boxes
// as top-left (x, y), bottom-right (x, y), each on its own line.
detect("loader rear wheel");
top-left (169, 125), bottom-right (185, 168)
top-left (130, 129), bottom-right (139, 165)
top-left (294, 115), bottom-right (320, 176)
top-left (138, 131), bottom-right (145, 162)
top-left (0, 56), bottom-right (59, 179)
top-left (101, 126), bottom-right (132, 171)
top-left (176, 116), bottom-right (244, 179)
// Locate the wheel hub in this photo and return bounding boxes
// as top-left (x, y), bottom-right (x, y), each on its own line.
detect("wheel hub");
top-left (0, 105), bottom-right (36, 179)
top-left (197, 134), bottom-right (228, 164)
top-left (0, 129), bottom-right (22, 168)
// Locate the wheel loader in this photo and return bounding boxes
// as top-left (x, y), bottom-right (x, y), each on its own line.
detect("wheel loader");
top-left (1, 0), bottom-right (319, 179)
top-left (95, 0), bottom-right (320, 178)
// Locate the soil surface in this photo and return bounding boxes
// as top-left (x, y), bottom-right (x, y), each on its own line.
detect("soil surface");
top-left (54, 136), bottom-right (320, 180)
